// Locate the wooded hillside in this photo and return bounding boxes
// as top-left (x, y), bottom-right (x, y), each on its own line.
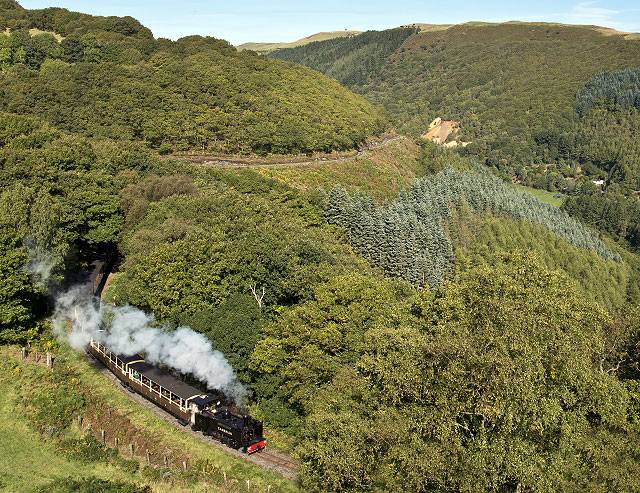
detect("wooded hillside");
top-left (0, 2), bottom-right (388, 155)
top-left (270, 23), bottom-right (640, 188)
top-left (2, 4), bottom-right (640, 492)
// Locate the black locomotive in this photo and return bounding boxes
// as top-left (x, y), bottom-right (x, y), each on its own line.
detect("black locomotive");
top-left (88, 340), bottom-right (266, 454)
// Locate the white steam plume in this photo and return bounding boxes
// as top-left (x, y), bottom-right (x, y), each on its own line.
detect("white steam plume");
top-left (55, 286), bottom-right (247, 405)
top-left (23, 239), bottom-right (56, 290)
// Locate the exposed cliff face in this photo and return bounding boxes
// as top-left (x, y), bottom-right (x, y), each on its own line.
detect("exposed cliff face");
top-left (421, 118), bottom-right (458, 144)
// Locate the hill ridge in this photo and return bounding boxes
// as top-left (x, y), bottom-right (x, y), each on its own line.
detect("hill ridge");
top-left (237, 30), bottom-right (362, 53)
top-left (243, 21), bottom-right (639, 54)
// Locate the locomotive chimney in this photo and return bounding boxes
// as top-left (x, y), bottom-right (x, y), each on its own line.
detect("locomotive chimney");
top-left (243, 415), bottom-right (249, 427)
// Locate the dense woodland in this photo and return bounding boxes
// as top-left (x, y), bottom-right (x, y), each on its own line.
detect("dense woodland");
top-left (2, 2), bottom-right (640, 491)
top-left (271, 27), bottom-right (640, 188)
top-left (0, 1), bottom-right (387, 155)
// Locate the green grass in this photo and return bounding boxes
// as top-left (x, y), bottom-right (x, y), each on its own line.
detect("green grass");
top-left (515, 184), bottom-right (565, 207)
top-left (0, 345), bottom-right (298, 492)
top-left (0, 360), bottom-right (143, 492)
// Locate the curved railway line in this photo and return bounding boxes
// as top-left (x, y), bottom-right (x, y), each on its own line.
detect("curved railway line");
top-left (89, 355), bottom-right (299, 480)
top-left (169, 135), bottom-right (401, 169)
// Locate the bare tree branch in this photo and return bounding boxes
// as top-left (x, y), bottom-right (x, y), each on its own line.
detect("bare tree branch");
top-left (249, 284), bottom-right (265, 311)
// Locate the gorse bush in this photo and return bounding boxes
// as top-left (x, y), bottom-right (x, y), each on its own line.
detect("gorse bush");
top-left (25, 382), bottom-right (85, 432)
top-left (57, 435), bottom-right (138, 473)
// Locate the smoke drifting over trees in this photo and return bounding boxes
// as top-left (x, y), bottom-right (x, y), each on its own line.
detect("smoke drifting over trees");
top-left (52, 285), bottom-right (247, 405)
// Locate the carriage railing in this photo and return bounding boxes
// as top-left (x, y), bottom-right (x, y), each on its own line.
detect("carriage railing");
top-left (91, 339), bottom-right (188, 411)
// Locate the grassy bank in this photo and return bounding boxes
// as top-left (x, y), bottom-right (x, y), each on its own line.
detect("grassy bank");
top-left (255, 138), bottom-right (423, 202)
top-left (0, 372), bottom-right (139, 492)
top-left (0, 344), bottom-right (297, 492)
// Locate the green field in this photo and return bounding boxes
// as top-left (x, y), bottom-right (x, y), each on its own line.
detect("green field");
top-left (0, 353), bottom-right (152, 492)
top-left (515, 184), bottom-right (565, 207)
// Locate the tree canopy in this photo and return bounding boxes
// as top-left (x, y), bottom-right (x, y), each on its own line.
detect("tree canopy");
top-left (0, 3), bottom-right (388, 155)
top-left (297, 252), bottom-right (640, 492)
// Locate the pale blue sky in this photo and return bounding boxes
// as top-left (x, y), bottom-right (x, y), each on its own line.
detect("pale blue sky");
top-left (18, 0), bottom-right (640, 46)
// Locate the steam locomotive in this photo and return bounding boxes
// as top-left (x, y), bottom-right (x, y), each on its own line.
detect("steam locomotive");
top-left (88, 339), bottom-right (266, 454)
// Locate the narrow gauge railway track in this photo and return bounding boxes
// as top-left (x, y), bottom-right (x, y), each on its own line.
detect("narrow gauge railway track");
top-left (170, 135), bottom-right (401, 168)
top-left (88, 355), bottom-right (298, 480)
top-left (257, 450), bottom-right (300, 472)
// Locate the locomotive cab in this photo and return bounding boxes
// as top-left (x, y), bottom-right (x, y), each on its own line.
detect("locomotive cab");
top-left (189, 395), bottom-right (217, 429)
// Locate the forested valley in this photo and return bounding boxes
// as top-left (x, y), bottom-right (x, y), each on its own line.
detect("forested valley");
top-left (2, 1), bottom-right (640, 491)
top-left (271, 24), bottom-right (640, 252)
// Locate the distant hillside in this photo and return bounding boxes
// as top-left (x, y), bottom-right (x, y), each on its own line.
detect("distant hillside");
top-left (269, 22), bottom-right (640, 177)
top-left (238, 24), bottom-right (457, 54)
top-left (270, 26), bottom-right (419, 86)
top-left (0, 2), bottom-right (388, 155)
top-left (237, 30), bottom-right (362, 54)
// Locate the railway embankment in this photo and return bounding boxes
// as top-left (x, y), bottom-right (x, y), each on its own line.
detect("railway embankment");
top-left (94, 359), bottom-right (298, 480)
top-left (0, 344), bottom-right (298, 491)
